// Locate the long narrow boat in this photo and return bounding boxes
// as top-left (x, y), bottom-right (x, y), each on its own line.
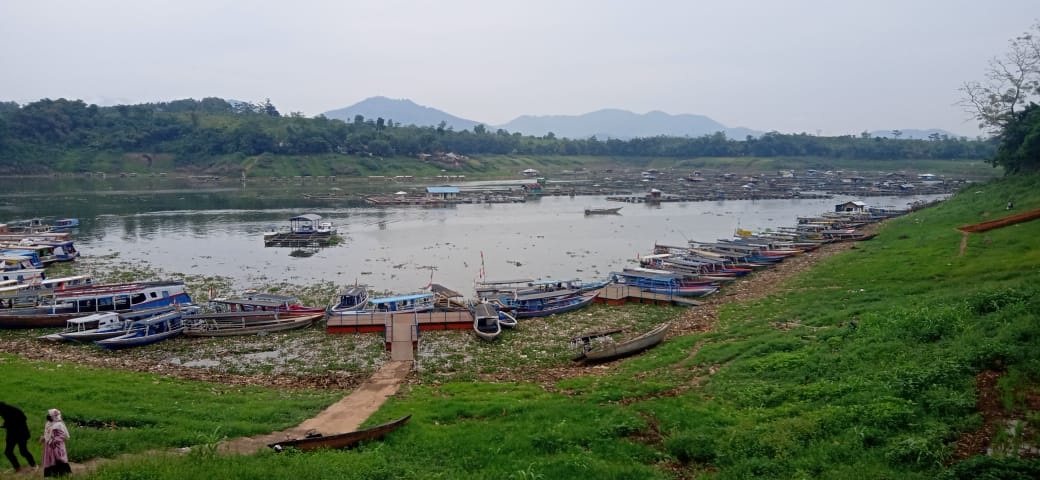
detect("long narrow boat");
top-left (268, 415), bottom-right (411, 452)
top-left (498, 291), bottom-right (598, 319)
top-left (183, 311), bottom-right (323, 337)
top-left (39, 312), bottom-right (121, 342)
top-left (327, 292), bottom-right (435, 318)
top-left (574, 322), bottom-right (671, 364)
top-left (584, 206), bottom-right (623, 215)
top-left (94, 307), bottom-right (198, 350)
top-left (472, 302), bottom-right (501, 341)
top-left (0, 281), bottom-right (192, 329)
top-left (57, 305), bottom-right (183, 343)
top-left (208, 291), bottom-right (326, 314)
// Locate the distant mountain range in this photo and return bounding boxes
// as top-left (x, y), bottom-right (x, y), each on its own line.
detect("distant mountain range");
top-left (322, 96), bottom-right (955, 140)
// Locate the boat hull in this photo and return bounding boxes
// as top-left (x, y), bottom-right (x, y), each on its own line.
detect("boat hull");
top-left (183, 312), bottom-right (322, 337)
top-left (269, 415), bottom-right (411, 452)
top-left (576, 322), bottom-right (671, 364)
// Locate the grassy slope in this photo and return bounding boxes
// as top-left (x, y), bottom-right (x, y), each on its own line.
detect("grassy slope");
top-left (3, 175), bottom-right (1037, 479)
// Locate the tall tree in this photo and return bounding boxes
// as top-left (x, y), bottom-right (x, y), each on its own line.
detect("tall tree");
top-left (992, 102), bottom-right (1040, 174)
top-left (960, 22), bottom-right (1040, 134)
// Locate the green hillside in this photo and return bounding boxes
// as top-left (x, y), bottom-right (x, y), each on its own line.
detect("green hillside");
top-left (0, 98), bottom-right (995, 178)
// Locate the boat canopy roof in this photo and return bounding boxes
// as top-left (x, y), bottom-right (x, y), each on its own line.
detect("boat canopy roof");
top-left (477, 279), bottom-right (534, 286)
top-left (40, 275), bottom-right (90, 286)
top-left (337, 286), bottom-right (368, 297)
top-left (529, 278), bottom-right (580, 286)
top-left (429, 284), bottom-right (462, 297)
top-left (616, 270), bottom-right (682, 281)
top-left (129, 310), bottom-right (180, 326)
top-left (472, 302), bottom-right (497, 318)
top-left (290, 214), bottom-right (322, 222)
top-left (212, 297), bottom-right (292, 308)
top-left (67, 312), bottom-right (120, 325)
top-left (0, 284), bottom-right (30, 293)
top-left (369, 292), bottom-right (435, 304)
top-left (514, 289), bottom-right (580, 301)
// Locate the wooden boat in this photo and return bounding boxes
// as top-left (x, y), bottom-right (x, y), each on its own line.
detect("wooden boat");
top-left (183, 311), bottom-right (323, 337)
top-left (498, 291), bottom-right (598, 319)
top-left (269, 415), bottom-right (411, 452)
top-left (39, 312), bottom-right (121, 342)
top-left (326, 285), bottom-right (369, 317)
top-left (497, 310), bottom-right (518, 329)
top-left (0, 268), bottom-right (46, 284)
top-left (574, 322), bottom-right (671, 364)
top-left (50, 218), bottom-right (80, 232)
top-left (94, 307), bottom-right (198, 350)
top-left (57, 305), bottom-right (182, 343)
top-left (0, 240), bottom-right (80, 264)
top-left (429, 284), bottom-right (468, 311)
top-left (263, 214), bottom-right (338, 247)
top-left (0, 280), bottom-right (193, 329)
top-left (208, 291), bottom-right (325, 314)
top-left (956, 208), bottom-right (1040, 233)
top-left (329, 292), bottom-right (436, 317)
top-left (474, 278), bottom-right (534, 301)
top-left (472, 302), bottom-right (501, 341)
top-left (584, 206), bottom-right (622, 215)
top-left (641, 284), bottom-right (719, 297)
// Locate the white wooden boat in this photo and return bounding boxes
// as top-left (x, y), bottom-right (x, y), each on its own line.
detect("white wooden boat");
top-left (38, 312), bottom-right (121, 342)
top-left (472, 302), bottom-right (501, 341)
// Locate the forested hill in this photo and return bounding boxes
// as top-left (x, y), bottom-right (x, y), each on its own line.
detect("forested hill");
top-left (0, 97), bottom-right (995, 174)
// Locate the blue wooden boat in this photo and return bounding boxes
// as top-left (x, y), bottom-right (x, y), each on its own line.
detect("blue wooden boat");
top-left (326, 292), bottom-right (435, 319)
top-left (94, 306), bottom-right (199, 350)
top-left (50, 218), bottom-right (80, 232)
top-left (499, 291), bottom-right (597, 319)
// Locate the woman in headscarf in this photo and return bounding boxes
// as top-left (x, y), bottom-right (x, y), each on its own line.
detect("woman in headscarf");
top-left (41, 409), bottom-right (70, 477)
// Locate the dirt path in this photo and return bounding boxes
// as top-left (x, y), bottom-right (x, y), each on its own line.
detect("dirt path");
top-left (24, 360), bottom-right (414, 478)
top-left (220, 360), bottom-right (413, 455)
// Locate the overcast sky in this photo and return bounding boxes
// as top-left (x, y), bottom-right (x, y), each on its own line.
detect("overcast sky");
top-left (2, 1), bottom-right (1036, 137)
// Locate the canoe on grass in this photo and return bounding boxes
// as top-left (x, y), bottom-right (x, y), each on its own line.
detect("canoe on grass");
top-left (268, 415), bottom-right (411, 452)
top-left (573, 322), bottom-right (671, 364)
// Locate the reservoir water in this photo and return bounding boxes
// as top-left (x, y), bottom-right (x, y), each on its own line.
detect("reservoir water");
top-left (45, 193), bottom-right (944, 295)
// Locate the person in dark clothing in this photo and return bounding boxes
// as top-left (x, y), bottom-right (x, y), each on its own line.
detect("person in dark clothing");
top-left (0, 401), bottom-right (36, 471)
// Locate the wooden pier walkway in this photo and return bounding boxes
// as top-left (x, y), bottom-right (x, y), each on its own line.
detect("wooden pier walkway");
top-left (595, 285), bottom-right (703, 307)
top-left (326, 310), bottom-right (473, 334)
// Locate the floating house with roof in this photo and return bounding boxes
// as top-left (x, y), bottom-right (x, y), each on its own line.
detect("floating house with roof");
top-left (263, 213), bottom-right (337, 247)
top-left (426, 186), bottom-right (460, 201)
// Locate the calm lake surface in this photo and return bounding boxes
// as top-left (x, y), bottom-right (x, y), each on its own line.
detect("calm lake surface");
top-left (8, 186), bottom-right (944, 295)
